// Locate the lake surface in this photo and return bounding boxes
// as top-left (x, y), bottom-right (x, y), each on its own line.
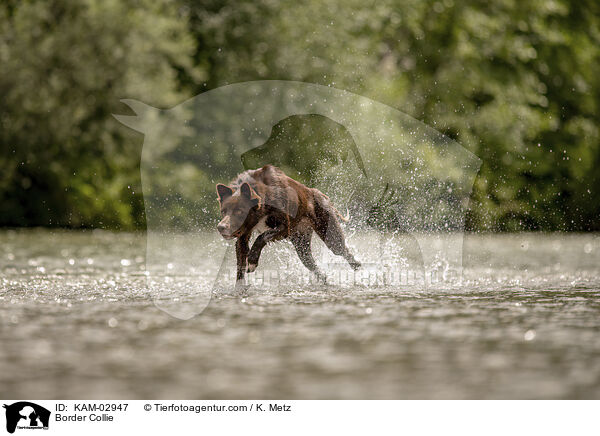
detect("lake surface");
top-left (1, 229), bottom-right (599, 399)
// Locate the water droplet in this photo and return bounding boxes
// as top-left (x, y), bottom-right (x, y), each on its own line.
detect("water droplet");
top-left (108, 318), bottom-right (118, 328)
top-left (524, 330), bottom-right (536, 341)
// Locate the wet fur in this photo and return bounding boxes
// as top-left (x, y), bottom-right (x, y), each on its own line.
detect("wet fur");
top-left (216, 165), bottom-right (360, 285)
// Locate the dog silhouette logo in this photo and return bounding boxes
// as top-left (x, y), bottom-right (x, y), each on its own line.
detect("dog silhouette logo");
top-left (114, 80), bottom-right (481, 319)
top-left (3, 402), bottom-right (50, 434)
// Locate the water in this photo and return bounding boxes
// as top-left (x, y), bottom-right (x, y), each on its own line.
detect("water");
top-left (1, 229), bottom-right (599, 399)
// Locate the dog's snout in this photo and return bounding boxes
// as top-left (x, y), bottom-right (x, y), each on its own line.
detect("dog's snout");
top-left (217, 216), bottom-right (231, 236)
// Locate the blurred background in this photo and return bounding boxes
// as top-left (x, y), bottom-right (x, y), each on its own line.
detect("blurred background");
top-left (1, 0), bottom-right (599, 232)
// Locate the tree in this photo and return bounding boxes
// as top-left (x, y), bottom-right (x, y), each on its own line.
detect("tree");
top-left (0, 0), bottom-right (201, 228)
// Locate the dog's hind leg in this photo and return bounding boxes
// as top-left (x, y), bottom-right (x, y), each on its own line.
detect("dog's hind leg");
top-left (290, 229), bottom-right (326, 283)
top-left (313, 196), bottom-right (361, 271)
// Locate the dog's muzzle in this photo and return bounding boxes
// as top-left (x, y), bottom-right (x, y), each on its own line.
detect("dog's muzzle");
top-left (217, 217), bottom-right (238, 239)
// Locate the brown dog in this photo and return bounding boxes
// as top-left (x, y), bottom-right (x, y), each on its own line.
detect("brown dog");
top-left (216, 165), bottom-right (360, 285)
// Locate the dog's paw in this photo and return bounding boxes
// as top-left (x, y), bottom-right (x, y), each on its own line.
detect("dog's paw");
top-left (247, 263), bottom-right (257, 273)
top-left (234, 281), bottom-right (250, 294)
top-left (315, 272), bottom-right (327, 284)
top-left (350, 261), bottom-right (361, 271)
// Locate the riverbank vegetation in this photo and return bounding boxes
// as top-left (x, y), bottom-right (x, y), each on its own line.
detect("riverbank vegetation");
top-left (1, 0), bottom-right (598, 231)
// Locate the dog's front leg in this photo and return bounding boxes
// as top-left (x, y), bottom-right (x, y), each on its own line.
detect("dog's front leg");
top-left (247, 225), bottom-right (286, 273)
top-left (235, 233), bottom-right (250, 284)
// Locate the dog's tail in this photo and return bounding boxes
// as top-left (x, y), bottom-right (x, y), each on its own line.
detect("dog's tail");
top-left (332, 205), bottom-right (349, 222)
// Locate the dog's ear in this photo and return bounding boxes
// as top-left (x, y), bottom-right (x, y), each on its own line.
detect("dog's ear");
top-left (240, 182), bottom-right (254, 199)
top-left (216, 184), bottom-right (233, 202)
top-left (250, 196), bottom-right (261, 208)
top-left (240, 183), bottom-right (261, 208)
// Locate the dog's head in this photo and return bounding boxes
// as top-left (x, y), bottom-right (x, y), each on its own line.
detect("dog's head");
top-left (216, 182), bottom-right (261, 239)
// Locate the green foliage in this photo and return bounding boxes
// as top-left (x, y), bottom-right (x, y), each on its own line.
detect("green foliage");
top-left (184, 0), bottom-right (600, 231)
top-left (1, 0), bottom-right (599, 230)
top-left (0, 0), bottom-right (201, 228)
